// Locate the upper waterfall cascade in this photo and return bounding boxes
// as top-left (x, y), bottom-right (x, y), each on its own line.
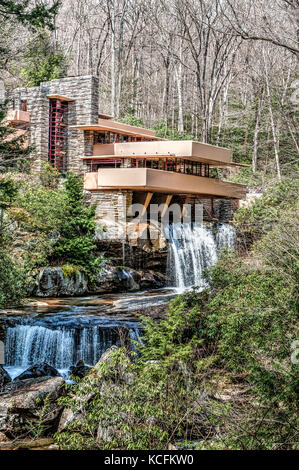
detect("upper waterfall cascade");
top-left (166, 222), bottom-right (236, 291)
top-left (216, 223), bottom-right (237, 250)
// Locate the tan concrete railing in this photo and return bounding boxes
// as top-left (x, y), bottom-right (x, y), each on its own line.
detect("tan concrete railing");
top-left (84, 168), bottom-right (246, 199)
top-left (6, 109), bottom-right (30, 124)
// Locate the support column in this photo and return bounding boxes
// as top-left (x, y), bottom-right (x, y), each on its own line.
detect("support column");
top-left (181, 195), bottom-right (190, 218)
top-left (141, 192), bottom-right (153, 217)
top-left (161, 194), bottom-right (173, 218)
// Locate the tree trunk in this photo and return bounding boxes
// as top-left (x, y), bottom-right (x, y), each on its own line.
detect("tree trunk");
top-left (110, 1), bottom-right (116, 116)
top-left (176, 41), bottom-right (184, 133)
top-left (252, 92), bottom-right (264, 173)
top-left (264, 53), bottom-right (282, 180)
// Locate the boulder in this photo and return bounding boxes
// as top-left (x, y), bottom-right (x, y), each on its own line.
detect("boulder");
top-left (0, 366), bottom-right (11, 390)
top-left (93, 346), bottom-right (134, 385)
top-left (139, 270), bottom-right (165, 289)
top-left (95, 345), bottom-right (119, 368)
top-left (57, 408), bottom-right (77, 432)
top-left (114, 268), bottom-right (140, 291)
top-left (0, 376), bottom-right (65, 437)
top-left (14, 363), bottom-right (61, 381)
top-left (69, 360), bottom-right (91, 379)
top-left (93, 266), bottom-right (141, 293)
top-left (34, 267), bottom-right (88, 297)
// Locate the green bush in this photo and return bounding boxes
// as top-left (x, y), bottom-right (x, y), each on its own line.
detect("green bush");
top-left (153, 120), bottom-right (195, 140)
top-left (0, 250), bottom-right (27, 307)
top-left (5, 168), bottom-right (103, 285)
top-left (234, 178), bottom-right (299, 240)
top-left (55, 305), bottom-right (223, 450)
top-left (61, 263), bottom-right (81, 278)
top-left (116, 114), bottom-right (145, 128)
top-left (50, 173), bottom-right (102, 278)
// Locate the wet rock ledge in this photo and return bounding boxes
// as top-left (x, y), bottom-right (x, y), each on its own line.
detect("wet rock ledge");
top-left (31, 264), bottom-right (166, 298)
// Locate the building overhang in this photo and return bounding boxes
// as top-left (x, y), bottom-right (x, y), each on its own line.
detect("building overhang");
top-left (113, 141), bottom-right (232, 164)
top-left (70, 119), bottom-right (162, 140)
top-left (84, 168), bottom-right (246, 199)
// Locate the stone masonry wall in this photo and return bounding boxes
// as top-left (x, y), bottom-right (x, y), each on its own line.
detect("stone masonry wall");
top-left (87, 190), bottom-right (133, 240)
top-left (88, 190), bottom-right (133, 221)
top-left (9, 76), bottom-right (99, 173)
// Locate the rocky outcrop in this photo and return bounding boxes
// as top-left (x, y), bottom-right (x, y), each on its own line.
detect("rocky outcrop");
top-left (0, 376), bottom-right (65, 438)
top-left (0, 366), bottom-right (11, 390)
top-left (14, 363), bottom-right (61, 381)
top-left (69, 360), bottom-right (91, 379)
top-left (58, 346), bottom-right (131, 434)
top-left (33, 267), bottom-right (88, 297)
top-left (32, 264), bottom-right (166, 297)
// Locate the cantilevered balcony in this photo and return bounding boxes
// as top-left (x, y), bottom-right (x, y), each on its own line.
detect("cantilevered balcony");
top-left (82, 140), bottom-right (247, 199)
top-left (6, 110), bottom-right (30, 125)
top-left (84, 168), bottom-right (246, 199)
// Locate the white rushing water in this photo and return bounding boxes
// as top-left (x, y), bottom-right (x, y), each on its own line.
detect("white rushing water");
top-left (216, 223), bottom-right (236, 250)
top-left (166, 222), bottom-right (236, 291)
top-left (4, 317), bottom-right (140, 379)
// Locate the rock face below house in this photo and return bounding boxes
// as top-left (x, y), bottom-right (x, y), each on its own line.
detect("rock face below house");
top-left (0, 376), bottom-right (64, 437)
top-left (13, 363), bottom-right (61, 381)
top-left (0, 366), bottom-right (11, 390)
top-left (34, 267), bottom-right (88, 297)
top-left (94, 265), bottom-right (165, 293)
top-left (32, 265), bottom-right (166, 297)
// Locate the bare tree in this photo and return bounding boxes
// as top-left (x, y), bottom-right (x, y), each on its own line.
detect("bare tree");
top-left (164, 0), bottom-right (242, 142)
top-left (13, 0), bottom-right (295, 183)
top-left (221, 0), bottom-right (299, 55)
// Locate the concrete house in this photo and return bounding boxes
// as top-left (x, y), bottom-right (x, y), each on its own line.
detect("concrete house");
top-left (6, 75), bottom-right (246, 242)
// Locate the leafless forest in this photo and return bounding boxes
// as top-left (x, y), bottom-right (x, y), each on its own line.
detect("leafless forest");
top-left (3, 0), bottom-right (299, 181)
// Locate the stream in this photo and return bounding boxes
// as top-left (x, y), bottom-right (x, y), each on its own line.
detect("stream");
top-left (1, 289), bottom-right (174, 380)
top-left (1, 222), bottom-right (236, 380)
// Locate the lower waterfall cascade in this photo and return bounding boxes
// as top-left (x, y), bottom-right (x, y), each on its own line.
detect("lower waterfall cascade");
top-left (4, 315), bottom-right (141, 379)
top-left (166, 222), bottom-right (236, 291)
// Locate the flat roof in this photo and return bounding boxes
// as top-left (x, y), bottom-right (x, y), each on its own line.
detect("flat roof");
top-left (70, 118), bottom-right (165, 140)
top-left (70, 123), bottom-right (163, 140)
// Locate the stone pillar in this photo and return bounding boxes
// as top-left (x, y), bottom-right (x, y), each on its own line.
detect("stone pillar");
top-left (10, 75), bottom-right (99, 174)
top-left (88, 190), bottom-right (133, 241)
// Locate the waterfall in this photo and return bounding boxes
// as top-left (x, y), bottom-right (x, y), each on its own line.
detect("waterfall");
top-left (216, 223), bottom-right (236, 250)
top-left (166, 222), bottom-right (236, 291)
top-left (166, 223), bottom-right (218, 291)
top-left (4, 316), bottom-right (140, 378)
